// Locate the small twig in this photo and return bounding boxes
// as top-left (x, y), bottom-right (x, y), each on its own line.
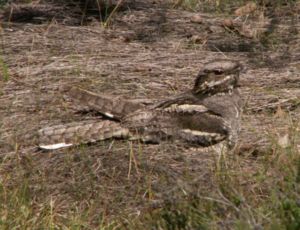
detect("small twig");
top-left (127, 141), bottom-right (133, 179)
top-left (249, 97), bottom-right (299, 112)
top-left (103, 0), bottom-right (124, 28)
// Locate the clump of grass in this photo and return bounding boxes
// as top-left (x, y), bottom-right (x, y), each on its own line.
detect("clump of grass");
top-left (0, 114), bottom-right (299, 229)
top-left (126, 124), bottom-right (300, 229)
top-left (0, 53), bottom-right (9, 82)
top-left (81, 0), bottom-right (125, 27)
top-left (173, 0), bottom-right (199, 11)
top-left (0, 0), bottom-right (8, 8)
top-left (173, 0), bottom-right (298, 13)
top-left (173, 0), bottom-right (252, 13)
top-left (101, 0), bottom-right (124, 28)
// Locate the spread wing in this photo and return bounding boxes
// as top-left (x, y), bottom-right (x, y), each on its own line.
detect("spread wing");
top-left (66, 87), bottom-right (145, 120)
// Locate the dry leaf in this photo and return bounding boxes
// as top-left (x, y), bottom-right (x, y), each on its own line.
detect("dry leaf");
top-left (222, 19), bottom-right (234, 28)
top-left (278, 134), bottom-right (290, 148)
top-left (274, 106), bottom-right (286, 118)
top-left (235, 2), bottom-right (257, 16)
top-left (208, 25), bottom-right (224, 33)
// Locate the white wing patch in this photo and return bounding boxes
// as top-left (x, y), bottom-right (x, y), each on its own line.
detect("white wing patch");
top-left (39, 143), bottom-right (73, 150)
top-left (180, 129), bottom-right (224, 139)
top-left (179, 129), bottom-right (226, 144)
top-left (164, 104), bottom-right (208, 113)
top-left (104, 112), bottom-right (114, 118)
top-left (234, 106), bottom-right (240, 118)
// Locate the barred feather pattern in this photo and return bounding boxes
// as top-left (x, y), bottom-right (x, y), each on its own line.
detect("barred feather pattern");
top-left (67, 87), bottom-right (144, 120)
top-left (38, 120), bottom-right (129, 149)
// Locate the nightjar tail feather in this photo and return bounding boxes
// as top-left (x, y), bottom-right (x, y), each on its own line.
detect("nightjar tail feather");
top-left (38, 120), bottom-right (130, 150)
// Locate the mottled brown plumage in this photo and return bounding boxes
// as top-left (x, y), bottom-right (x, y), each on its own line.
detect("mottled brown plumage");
top-left (38, 60), bottom-right (242, 150)
top-left (67, 87), bottom-right (144, 120)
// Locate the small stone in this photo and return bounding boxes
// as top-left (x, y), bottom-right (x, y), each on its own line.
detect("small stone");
top-left (222, 19), bottom-right (234, 28)
top-left (190, 15), bottom-right (203, 24)
top-left (208, 25), bottom-right (224, 33)
top-left (235, 2), bottom-right (257, 16)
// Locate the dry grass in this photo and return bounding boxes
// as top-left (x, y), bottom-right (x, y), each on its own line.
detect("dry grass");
top-left (0, 0), bottom-right (300, 229)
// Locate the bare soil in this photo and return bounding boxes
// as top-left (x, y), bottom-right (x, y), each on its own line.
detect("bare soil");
top-left (0, 0), bottom-right (299, 227)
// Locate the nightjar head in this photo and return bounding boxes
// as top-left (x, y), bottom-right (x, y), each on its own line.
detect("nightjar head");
top-left (193, 60), bottom-right (241, 96)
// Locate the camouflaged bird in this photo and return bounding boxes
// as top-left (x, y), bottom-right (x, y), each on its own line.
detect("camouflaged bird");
top-left (38, 60), bottom-right (242, 150)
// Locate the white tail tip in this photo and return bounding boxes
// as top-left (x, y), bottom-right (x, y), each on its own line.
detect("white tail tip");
top-left (39, 143), bottom-right (73, 150)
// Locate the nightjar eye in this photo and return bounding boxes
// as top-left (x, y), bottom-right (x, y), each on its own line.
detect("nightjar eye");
top-left (213, 70), bottom-right (223, 75)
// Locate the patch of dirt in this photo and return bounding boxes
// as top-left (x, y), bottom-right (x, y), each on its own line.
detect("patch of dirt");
top-left (0, 0), bottom-right (299, 225)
